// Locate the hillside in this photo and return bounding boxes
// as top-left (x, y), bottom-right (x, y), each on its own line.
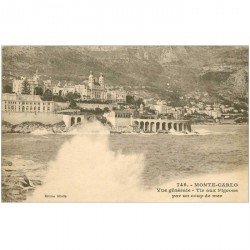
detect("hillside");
top-left (2, 46), bottom-right (248, 105)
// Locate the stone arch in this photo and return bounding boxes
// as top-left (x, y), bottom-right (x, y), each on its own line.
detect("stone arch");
top-left (156, 122), bottom-right (160, 132)
top-left (77, 117), bottom-right (81, 124)
top-left (145, 122), bottom-right (149, 132)
top-left (179, 123), bottom-right (183, 132)
top-left (162, 122), bottom-right (166, 130)
top-left (150, 122), bottom-right (155, 132)
top-left (168, 122), bottom-right (172, 130)
top-left (140, 121), bottom-right (144, 130)
top-left (174, 123), bottom-right (177, 131)
top-left (71, 117), bottom-right (75, 126)
top-left (134, 121), bottom-right (139, 128)
top-left (183, 123), bottom-right (187, 131)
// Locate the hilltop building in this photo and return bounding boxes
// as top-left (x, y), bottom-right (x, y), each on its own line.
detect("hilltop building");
top-left (52, 72), bottom-right (107, 100)
top-left (12, 70), bottom-right (41, 95)
top-left (88, 72), bottom-right (107, 100)
top-left (107, 88), bottom-right (127, 103)
top-left (153, 100), bottom-right (167, 114)
top-left (52, 82), bottom-right (76, 97)
top-left (12, 71), bottom-right (127, 104)
top-left (52, 72), bottom-right (126, 103)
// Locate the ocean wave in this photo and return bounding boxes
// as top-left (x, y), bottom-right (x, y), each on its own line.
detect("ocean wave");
top-left (28, 122), bottom-right (146, 202)
top-left (66, 122), bottom-right (110, 135)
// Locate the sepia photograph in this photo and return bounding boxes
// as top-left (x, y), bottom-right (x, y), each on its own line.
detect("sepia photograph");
top-left (1, 1), bottom-right (250, 250)
top-left (1, 46), bottom-right (249, 202)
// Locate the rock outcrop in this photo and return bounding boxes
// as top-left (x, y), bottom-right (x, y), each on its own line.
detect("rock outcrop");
top-left (2, 120), bottom-right (67, 134)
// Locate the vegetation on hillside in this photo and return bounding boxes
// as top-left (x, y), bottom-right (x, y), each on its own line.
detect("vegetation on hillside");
top-left (2, 46), bottom-right (248, 106)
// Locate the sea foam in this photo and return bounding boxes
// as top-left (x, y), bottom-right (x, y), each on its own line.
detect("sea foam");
top-left (28, 121), bottom-right (146, 202)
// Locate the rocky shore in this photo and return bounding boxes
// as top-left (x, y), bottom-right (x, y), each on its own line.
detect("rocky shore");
top-left (2, 116), bottom-right (112, 134)
top-left (2, 157), bottom-right (46, 202)
top-left (2, 120), bottom-right (68, 134)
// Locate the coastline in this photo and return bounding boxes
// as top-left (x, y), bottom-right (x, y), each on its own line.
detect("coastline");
top-left (2, 120), bottom-right (68, 134)
top-left (2, 120), bottom-right (248, 135)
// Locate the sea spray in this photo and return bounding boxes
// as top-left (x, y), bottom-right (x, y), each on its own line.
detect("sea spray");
top-left (27, 122), bottom-right (146, 202)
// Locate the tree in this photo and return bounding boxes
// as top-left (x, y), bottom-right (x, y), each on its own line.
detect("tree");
top-left (134, 98), bottom-right (144, 107)
top-left (42, 89), bottom-right (53, 101)
top-left (65, 92), bottom-right (75, 101)
top-left (53, 95), bottom-right (66, 102)
top-left (95, 108), bottom-right (103, 114)
top-left (34, 87), bottom-right (43, 96)
top-left (126, 95), bottom-right (135, 104)
top-left (69, 99), bottom-right (77, 108)
top-left (3, 85), bottom-right (12, 93)
top-left (65, 92), bottom-right (81, 101)
top-left (73, 92), bottom-right (81, 99)
top-left (103, 107), bottom-right (110, 113)
top-left (235, 117), bottom-right (248, 123)
top-left (22, 80), bottom-right (31, 94)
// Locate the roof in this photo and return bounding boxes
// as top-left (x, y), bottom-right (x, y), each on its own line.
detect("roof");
top-left (114, 109), bottom-right (135, 114)
top-left (2, 93), bottom-right (43, 102)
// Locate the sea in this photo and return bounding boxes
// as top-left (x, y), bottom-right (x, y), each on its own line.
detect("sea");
top-left (1, 124), bottom-right (248, 202)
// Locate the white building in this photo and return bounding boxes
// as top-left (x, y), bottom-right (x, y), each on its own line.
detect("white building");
top-left (12, 70), bottom-right (40, 95)
top-left (52, 72), bottom-right (107, 101)
top-left (104, 110), bottom-right (134, 129)
top-left (74, 83), bottom-right (89, 100)
top-left (107, 89), bottom-right (126, 104)
top-left (12, 77), bottom-right (25, 94)
top-left (88, 72), bottom-right (107, 100)
top-left (52, 82), bottom-right (76, 96)
top-left (2, 93), bottom-right (55, 113)
top-left (52, 71), bottom-right (126, 103)
top-left (153, 100), bottom-right (167, 114)
top-left (115, 89), bottom-right (127, 103)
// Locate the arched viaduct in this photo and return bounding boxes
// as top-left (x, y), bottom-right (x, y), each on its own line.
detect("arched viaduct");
top-left (132, 118), bottom-right (191, 133)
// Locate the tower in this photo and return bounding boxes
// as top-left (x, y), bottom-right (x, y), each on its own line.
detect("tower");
top-left (139, 103), bottom-right (144, 114)
top-left (99, 73), bottom-right (104, 87)
top-left (88, 71), bottom-right (94, 88)
top-left (33, 69), bottom-right (39, 82)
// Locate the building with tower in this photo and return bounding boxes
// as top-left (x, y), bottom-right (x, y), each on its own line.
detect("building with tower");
top-left (52, 71), bottom-right (107, 101)
top-left (12, 70), bottom-right (127, 104)
top-left (87, 72), bottom-right (107, 100)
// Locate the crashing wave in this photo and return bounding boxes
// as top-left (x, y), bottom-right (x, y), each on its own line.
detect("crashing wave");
top-left (28, 121), bottom-right (146, 202)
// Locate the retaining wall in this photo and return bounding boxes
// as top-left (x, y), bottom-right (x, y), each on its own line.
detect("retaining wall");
top-left (2, 112), bottom-right (64, 125)
top-left (77, 103), bottom-right (118, 110)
